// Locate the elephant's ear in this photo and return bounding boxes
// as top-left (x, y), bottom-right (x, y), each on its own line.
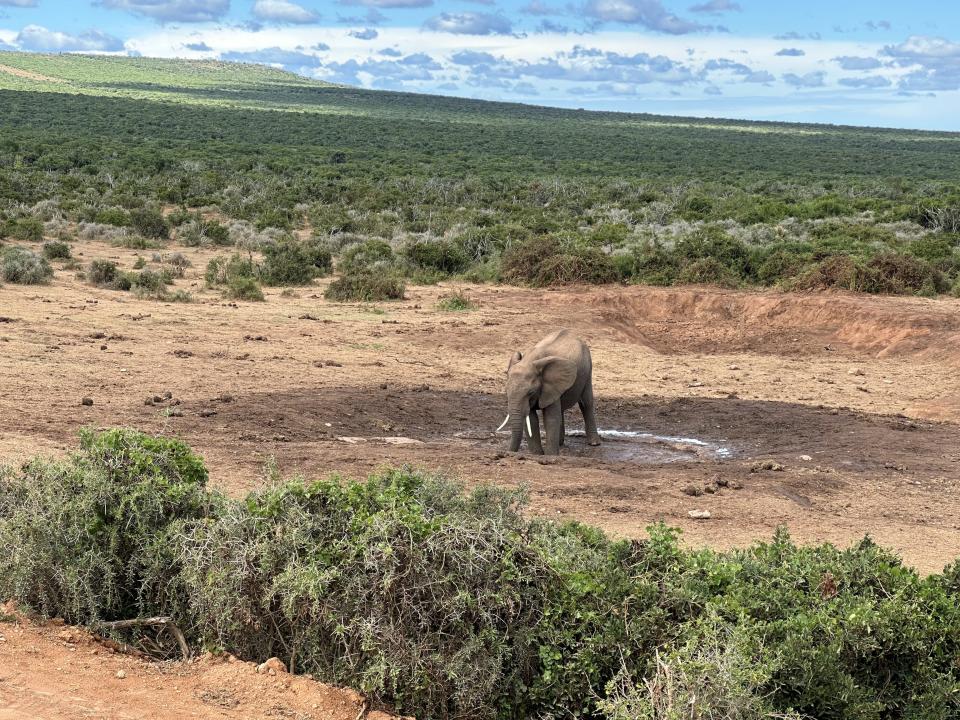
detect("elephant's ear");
top-left (507, 350), bottom-right (523, 372)
top-left (534, 356), bottom-right (577, 409)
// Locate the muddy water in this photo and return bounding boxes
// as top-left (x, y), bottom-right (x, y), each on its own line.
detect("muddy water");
top-left (565, 429), bottom-right (733, 463)
top-left (455, 427), bottom-right (734, 464)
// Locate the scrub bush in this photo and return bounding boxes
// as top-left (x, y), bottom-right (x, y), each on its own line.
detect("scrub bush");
top-left (324, 271), bottom-right (406, 302)
top-left (1, 246), bottom-right (53, 284)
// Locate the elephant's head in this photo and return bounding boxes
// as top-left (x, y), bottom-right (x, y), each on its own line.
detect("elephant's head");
top-left (499, 350), bottom-right (577, 451)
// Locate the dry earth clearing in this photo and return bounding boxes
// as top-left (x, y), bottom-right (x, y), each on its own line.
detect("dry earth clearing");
top-left (2, 241), bottom-right (960, 576)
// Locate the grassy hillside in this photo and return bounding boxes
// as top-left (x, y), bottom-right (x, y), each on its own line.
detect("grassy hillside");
top-left (1, 51), bottom-right (959, 296)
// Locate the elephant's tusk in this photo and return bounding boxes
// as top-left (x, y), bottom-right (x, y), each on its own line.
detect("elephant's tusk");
top-left (526, 414), bottom-right (533, 438)
top-left (496, 414), bottom-right (510, 432)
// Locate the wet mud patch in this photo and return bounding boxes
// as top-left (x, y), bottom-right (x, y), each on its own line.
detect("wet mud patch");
top-left (190, 386), bottom-right (958, 476)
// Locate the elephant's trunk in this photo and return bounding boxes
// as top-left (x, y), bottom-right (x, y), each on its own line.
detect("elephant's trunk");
top-left (508, 407), bottom-right (526, 452)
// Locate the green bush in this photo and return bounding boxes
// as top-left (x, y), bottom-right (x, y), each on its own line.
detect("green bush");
top-left (674, 227), bottom-right (752, 280)
top-left (1, 246), bottom-right (53, 284)
top-left (403, 238), bottom-right (470, 275)
top-left (93, 208), bottom-right (130, 227)
top-left (260, 238), bottom-right (332, 286)
top-left (324, 271), bottom-right (405, 301)
top-left (5, 217), bottom-right (45, 242)
top-left (179, 218), bottom-right (231, 247)
top-left (130, 268), bottom-right (173, 292)
top-left (0, 429), bottom-right (211, 623)
top-left (437, 290), bottom-right (478, 311)
top-left (88, 259), bottom-right (132, 290)
top-left (339, 238), bottom-right (395, 274)
top-left (502, 236), bottom-right (617, 286)
top-left (43, 240), bottom-right (71, 260)
top-left (129, 208), bottom-right (169, 240)
top-left (865, 253), bottom-right (948, 295)
top-left (4, 434), bottom-right (960, 720)
top-left (752, 244), bottom-right (812, 285)
top-left (677, 257), bottom-right (740, 288)
top-left (205, 254), bottom-right (255, 287)
top-left (226, 276), bottom-right (265, 301)
top-left (205, 254), bottom-right (265, 300)
top-left (614, 243), bottom-right (681, 286)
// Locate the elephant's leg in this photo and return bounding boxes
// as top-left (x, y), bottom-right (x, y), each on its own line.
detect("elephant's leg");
top-left (580, 383), bottom-right (601, 446)
top-left (526, 409), bottom-right (544, 455)
top-left (542, 402), bottom-right (563, 455)
top-left (559, 411), bottom-right (565, 447)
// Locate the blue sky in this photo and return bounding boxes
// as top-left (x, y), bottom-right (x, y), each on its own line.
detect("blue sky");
top-left (0, 1), bottom-right (958, 130)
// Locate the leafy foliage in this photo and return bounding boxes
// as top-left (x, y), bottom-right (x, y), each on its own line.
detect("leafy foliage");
top-left (1, 246), bottom-right (53, 284)
top-left (0, 429), bottom-right (211, 622)
top-left (325, 271), bottom-right (406, 302)
top-left (42, 240), bottom-right (72, 260)
top-left (3, 432), bottom-right (960, 720)
top-left (259, 237), bottom-right (333, 286)
top-left (437, 290), bottom-right (478, 311)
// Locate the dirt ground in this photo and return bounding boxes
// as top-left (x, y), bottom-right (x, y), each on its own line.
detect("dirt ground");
top-left (0, 602), bottom-right (399, 720)
top-left (2, 239), bottom-right (960, 577)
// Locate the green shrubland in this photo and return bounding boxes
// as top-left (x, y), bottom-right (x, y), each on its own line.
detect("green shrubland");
top-left (2, 430), bottom-right (960, 719)
top-left (1, 54), bottom-right (959, 297)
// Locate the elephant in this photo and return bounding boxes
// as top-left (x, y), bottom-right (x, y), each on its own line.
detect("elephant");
top-left (497, 329), bottom-right (601, 455)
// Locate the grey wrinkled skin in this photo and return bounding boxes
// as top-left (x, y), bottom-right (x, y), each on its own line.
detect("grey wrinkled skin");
top-left (503, 329), bottom-right (600, 455)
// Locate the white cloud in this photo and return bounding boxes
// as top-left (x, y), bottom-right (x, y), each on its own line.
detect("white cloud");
top-left (0, 1), bottom-right (39, 7)
top-left (341, 0), bottom-right (432, 6)
top-left (585, 0), bottom-right (708, 34)
top-left (252, 0), bottom-right (318, 24)
top-left (97, 0), bottom-right (229, 23)
top-left (15, 24), bottom-right (124, 51)
top-left (689, 0), bottom-right (740, 14)
top-left (424, 12), bottom-right (512, 35)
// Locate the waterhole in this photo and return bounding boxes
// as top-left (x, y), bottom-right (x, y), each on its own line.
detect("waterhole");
top-left (456, 427), bottom-right (734, 464)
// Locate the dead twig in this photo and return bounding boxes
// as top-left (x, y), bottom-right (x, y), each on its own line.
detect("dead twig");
top-left (98, 616), bottom-right (190, 661)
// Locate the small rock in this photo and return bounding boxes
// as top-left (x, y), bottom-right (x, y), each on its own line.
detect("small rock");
top-left (687, 510), bottom-right (711, 520)
top-left (256, 657), bottom-right (288, 675)
top-left (81, 397), bottom-right (94, 406)
top-left (116, 670), bottom-right (126, 679)
top-left (848, 367), bottom-right (865, 376)
top-left (172, 349), bottom-right (193, 358)
top-left (714, 477), bottom-right (729, 488)
top-left (100, 344), bottom-right (108, 351)
top-left (703, 485), bottom-right (717, 494)
top-left (380, 383), bottom-right (388, 390)
top-left (799, 454), bottom-right (812, 461)
top-left (218, 394), bottom-right (234, 403)
top-left (163, 391), bottom-right (173, 400)
top-left (199, 409), bottom-right (217, 418)
top-left (58, 628), bottom-right (83, 644)
top-left (729, 480), bottom-right (744, 490)
top-left (90, 331), bottom-right (106, 339)
top-left (752, 460), bottom-right (784, 472)
top-left (727, 364), bottom-right (740, 370)
top-left (144, 397), bottom-right (154, 406)
top-left (167, 408), bottom-right (184, 418)
top-left (682, 485), bottom-right (703, 497)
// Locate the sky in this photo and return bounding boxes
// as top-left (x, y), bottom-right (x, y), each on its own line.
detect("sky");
top-left (0, 1), bottom-right (958, 130)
